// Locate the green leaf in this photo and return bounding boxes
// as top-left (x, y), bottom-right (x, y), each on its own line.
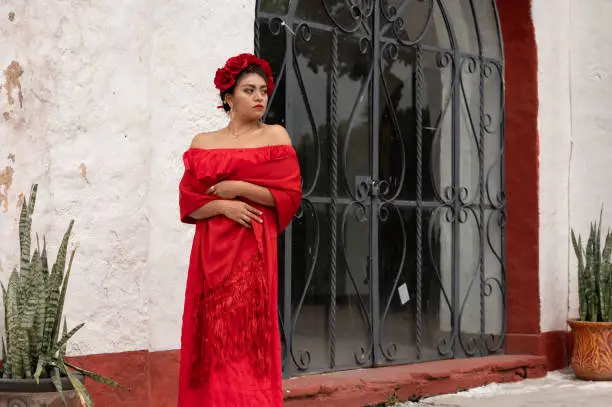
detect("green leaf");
top-left (33, 280), bottom-right (47, 358)
top-left (65, 361), bottom-right (128, 390)
top-left (41, 236), bottom-right (50, 277)
top-left (34, 354), bottom-right (48, 383)
top-left (26, 248), bottom-right (48, 364)
top-left (42, 282), bottom-right (60, 355)
top-left (18, 194), bottom-right (31, 285)
top-left (596, 210), bottom-right (603, 320)
top-left (572, 229), bottom-right (588, 320)
top-left (21, 331), bottom-right (32, 378)
top-left (53, 248), bottom-right (76, 350)
top-left (28, 184), bottom-right (38, 216)
top-left (7, 269), bottom-right (23, 378)
top-left (18, 186), bottom-right (37, 296)
top-left (587, 224), bottom-right (599, 321)
top-left (51, 367), bottom-right (67, 407)
top-left (1, 282), bottom-right (10, 378)
top-left (51, 323), bottom-right (84, 356)
top-left (22, 252), bottom-right (44, 330)
top-left (60, 318), bottom-right (68, 358)
top-left (46, 221), bottom-right (74, 353)
top-left (601, 231), bottom-right (612, 321)
top-left (61, 361), bottom-right (93, 407)
top-left (51, 221), bottom-right (74, 287)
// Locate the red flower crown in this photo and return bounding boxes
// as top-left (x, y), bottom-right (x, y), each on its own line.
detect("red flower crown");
top-left (214, 53), bottom-right (275, 99)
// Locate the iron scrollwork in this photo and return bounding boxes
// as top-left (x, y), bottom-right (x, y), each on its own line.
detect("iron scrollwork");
top-left (255, 0), bottom-right (506, 376)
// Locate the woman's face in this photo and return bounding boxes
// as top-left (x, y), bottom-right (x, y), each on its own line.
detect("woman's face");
top-left (227, 73), bottom-right (268, 120)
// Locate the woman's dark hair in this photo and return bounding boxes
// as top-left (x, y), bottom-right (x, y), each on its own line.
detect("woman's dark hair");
top-left (220, 65), bottom-right (269, 112)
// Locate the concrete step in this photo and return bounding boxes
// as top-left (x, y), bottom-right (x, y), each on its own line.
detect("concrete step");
top-left (283, 355), bottom-right (548, 407)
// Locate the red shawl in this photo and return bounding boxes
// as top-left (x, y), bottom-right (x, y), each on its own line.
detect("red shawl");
top-left (177, 145), bottom-right (301, 407)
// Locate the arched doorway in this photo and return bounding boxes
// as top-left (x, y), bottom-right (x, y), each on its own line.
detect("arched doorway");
top-left (255, 0), bottom-right (506, 377)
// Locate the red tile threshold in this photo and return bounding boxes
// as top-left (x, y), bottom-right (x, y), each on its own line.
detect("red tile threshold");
top-left (282, 355), bottom-right (547, 407)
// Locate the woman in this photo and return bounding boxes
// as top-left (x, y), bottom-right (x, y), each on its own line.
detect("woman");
top-left (177, 53), bottom-right (302, 406)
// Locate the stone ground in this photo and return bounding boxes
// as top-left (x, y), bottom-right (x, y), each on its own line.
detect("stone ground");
top-left (396, 369), bottom-right (612, 407)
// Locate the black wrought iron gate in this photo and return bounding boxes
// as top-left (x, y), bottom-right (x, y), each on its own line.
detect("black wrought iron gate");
top-left (255, 0), bottom-right (506, 377)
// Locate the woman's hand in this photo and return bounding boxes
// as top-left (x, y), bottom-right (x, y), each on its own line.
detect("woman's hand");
top-left (219, 200), bottom-right (263, 228)
top-left (207, 180), bottom-right (245, 199)
top-left (208, 180), bottom-right (276, 207)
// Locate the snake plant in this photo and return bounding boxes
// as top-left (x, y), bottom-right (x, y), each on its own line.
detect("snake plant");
top-left (0, 184), bottom-right (123, 406)
top-left (571, 208), bottom-right (612, 322)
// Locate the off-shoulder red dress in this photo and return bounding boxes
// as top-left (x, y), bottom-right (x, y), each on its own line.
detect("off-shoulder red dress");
top-left (177, 145), bottom-right (302, 407)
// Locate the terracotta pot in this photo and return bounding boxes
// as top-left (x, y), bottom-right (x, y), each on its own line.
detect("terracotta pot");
top-left (0, 374), bottom-right (84, 406)
top-left (568, 319), bottom-right (612, 380)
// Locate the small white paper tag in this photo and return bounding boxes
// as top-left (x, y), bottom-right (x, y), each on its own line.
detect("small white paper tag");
top-left (398, 283), bottom-right (410, 305)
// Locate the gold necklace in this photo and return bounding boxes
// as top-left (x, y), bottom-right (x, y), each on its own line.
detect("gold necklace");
top-left (227, 122), bottom-right (261, 139)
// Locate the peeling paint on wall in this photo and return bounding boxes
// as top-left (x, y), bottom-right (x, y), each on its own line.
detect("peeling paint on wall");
top-left (0, 166), bottom-right (14, 213)
top-left (7, 154), bottom-right (15, 163)
top-left (3, 61), bottom-right (24, 108)
top-left (79, 163), bottom-right (91, 184)
top-left (8, 12), bottom-right (15, 22)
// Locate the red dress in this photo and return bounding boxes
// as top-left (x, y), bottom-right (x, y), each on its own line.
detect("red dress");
top-left (177, 145), bottom-right (302, 407)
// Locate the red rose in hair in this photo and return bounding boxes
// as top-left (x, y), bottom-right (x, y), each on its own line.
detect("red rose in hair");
top-left (225, 55), bottom-right (249, 75)
top-left (214, 68), bottom-right (235, 93)
top-left (239, 53), bottom-right (259, 66)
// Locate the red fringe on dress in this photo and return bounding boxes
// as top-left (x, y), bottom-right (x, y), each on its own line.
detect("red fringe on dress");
top-left (189, 254), bottom-right (271, 388)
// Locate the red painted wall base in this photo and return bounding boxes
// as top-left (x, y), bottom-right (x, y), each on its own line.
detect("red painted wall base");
top-left (506, 331), bottom-right (569, 371)
top-left (68, 350), bottom-right (548, 407)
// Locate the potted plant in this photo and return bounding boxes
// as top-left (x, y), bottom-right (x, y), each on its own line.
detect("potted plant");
top-left (569, 209), bottom-right (612, 380)
top-left (0, 184), bottom-right (123, 405)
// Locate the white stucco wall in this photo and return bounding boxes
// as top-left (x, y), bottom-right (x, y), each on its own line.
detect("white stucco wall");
top-left (532, 0), bottom-right (572, 332)
top-left (565, 1), bottom-right (612, 322)
top-left (146, 0), bottom-right (255, 352)
top-left (535, 0), bottom-right (612, 331)
top-left (0, 0), bottom-right (254, 355)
